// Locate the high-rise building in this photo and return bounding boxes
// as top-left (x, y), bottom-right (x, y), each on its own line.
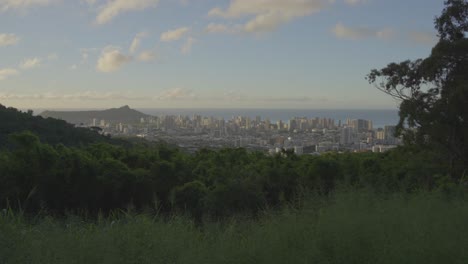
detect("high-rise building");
top-left (349, 119), bottom-right (372, 132)
top-left (340, 126), bottom-right (354, 145)
top-left (288, 119), bottom-right (297, 131)
top-left (376, 129), bottom-right (385, 140)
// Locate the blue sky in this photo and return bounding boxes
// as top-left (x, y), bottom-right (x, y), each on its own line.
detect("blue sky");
top-left (0, 0), bottom-right (445, 109)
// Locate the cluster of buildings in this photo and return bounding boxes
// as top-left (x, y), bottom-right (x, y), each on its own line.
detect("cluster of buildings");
top-left (87, 114), bottom-right (400, 155)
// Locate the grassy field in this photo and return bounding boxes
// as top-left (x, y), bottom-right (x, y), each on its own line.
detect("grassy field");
top-left (1, 190), bottom-right (468, 264)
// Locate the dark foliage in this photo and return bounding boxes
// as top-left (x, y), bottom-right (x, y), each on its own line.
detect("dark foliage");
top-left (367, 0), bottom-right (468, 177)
top-left (0, 104), bottom-right (117, 147)
top-left (0, 130), bottom-right (451, 219)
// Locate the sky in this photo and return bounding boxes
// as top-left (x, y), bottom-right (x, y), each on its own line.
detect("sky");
top-left (0, 0), bottom-right (445, 109)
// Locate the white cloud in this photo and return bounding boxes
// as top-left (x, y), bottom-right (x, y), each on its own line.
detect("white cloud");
top-left (96, 0), bottom-right (159, 25)
top-left (137, 50), bottom-right (157, 61)
top-left (208, 0), bottom-right (327, 33)
top-left (96, 46), bottom-right (132, 73)
top-left (0, 33), bottom-right (19, 47)
top-left (0, 91), bottom-right (147, 100)
top-left (205, 23), bottom-right (231, 34)
top-left (0, 0), bottom-right (54, 11)
top-left (20, 57), bottom-right (41, 69)
top-left (160, 27), bottom-right (189, 42)
top-left (156, 88), bottom-right (195, 100)
top-left (129, 31), bottom-right (148, 54)
top-left (0, 68), bottom-right (19, 80)
top-left (181, 37), bottom-right (195, 54)
top-left (332, 23), bottom-right (395, 40)
top-left (408, 31), bottom-right (438, 45)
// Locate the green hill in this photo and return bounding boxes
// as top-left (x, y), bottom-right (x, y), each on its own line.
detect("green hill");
top-left (0, 104), bottom-right (114, 147)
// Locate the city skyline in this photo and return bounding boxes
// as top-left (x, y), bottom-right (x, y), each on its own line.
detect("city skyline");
top-left (40, 105), bottom-right (399, 153)
top-left (1, 0), bottom-right (444, 109)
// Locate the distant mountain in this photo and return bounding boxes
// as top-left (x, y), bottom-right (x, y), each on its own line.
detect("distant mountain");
top-left (0, 104), bottom-right (116, 147)
top-left (40, 105), bottom-right (149, 125)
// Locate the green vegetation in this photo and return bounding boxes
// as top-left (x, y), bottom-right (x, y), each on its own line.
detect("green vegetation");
top-left (367, 0), bottom-right (468, 177)
top-left (0, 105), bottom-right (118, 147)
top-left (0, 130), bottom-right (455, 219)
top-left (1, 190), bottom-right (467, 264)
top-left (0, 2), bottom-right (467, 263)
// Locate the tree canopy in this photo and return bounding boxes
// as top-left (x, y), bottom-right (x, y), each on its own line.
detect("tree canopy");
top-left (367, 0), bottom-right (468, 178)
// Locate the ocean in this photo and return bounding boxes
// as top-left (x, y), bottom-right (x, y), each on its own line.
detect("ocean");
top-left (138, 109), bottom-right (399, 128)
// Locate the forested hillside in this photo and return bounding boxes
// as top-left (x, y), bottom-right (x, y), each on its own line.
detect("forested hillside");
top-left (0, 130), bottom-right (455, 219)
top-left (0, 104), bottom-right (116, 147)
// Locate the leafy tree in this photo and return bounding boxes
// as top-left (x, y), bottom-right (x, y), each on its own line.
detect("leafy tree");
top-left (171, 180), bottom-right (208, 220)
top-left (367, 0), bottom-right (468, 178)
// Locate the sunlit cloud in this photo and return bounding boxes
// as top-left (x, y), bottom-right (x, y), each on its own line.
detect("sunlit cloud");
top-left (20, 57), bottom-right (41, 69)
top-left (96, 46), bottom-right (132, 73)
top-left (205, 23), bottom-right (232, 34)
top-left (160, 27), bottom-right (190, 42)
top-left (0, 33), bottom-right (19, 46)
top-left (137, 50), bottom-right (157, 62)
top-left (0, 0), bottom-right (55, 11)
top-left (95, 0), bottom-right (159, 25)
top-left (181, 37), bottom-right (195, 54)
top-left (155, 88), bottom-right (196, 100)
top-left (218, 90), bottom-right (328, 103)
top-left (130, 31), bottom-right (148, 54)
top-left (0, 68), bottom-right (19, 80)
top-left (0, 91), bottom-right (147, 100)
top-left (332, 23), bottom-right (395, 40)
top-left (208, 0), bottom-right (328, 33)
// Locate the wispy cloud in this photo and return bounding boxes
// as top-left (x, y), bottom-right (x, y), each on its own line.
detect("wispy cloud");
top-left (96, 46), bottom-right (132, 73)
top-left (0, 0), bottom-right (55, 11)
top-left (205, 23), bottom-right (232, 34)
top-left (20, 57), bottom-right (41, 69)
top-left (0, 68), bottom-right (19, 80)
top-left (332, 23), bottom-right (395, 40)
top-left (160, 27), bottom-right (190, 42)
top-left (155, 88), bottom-right (195, 100)
top-left (208, 0), bottom-right (327, 33)
top-left (219, 90), bottom-right (328, 103)
top-left (96, 0), bottom-right (159, 25)
top-left (129, 31), bottom-right (148, 54)
top-left (0, 33), bottom-right (19, 47)
top-left (137, 50), bottom-right (157, 62)
top-left (408, 31), bottom-right (438, 45)
top-left (181, 37), bottom-right (195, 54)
top-left (0, 91), bottom-right (147, 100)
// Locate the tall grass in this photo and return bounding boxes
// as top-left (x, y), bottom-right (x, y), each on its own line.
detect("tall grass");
top-left (1, 190), bottom-right (467, 264)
